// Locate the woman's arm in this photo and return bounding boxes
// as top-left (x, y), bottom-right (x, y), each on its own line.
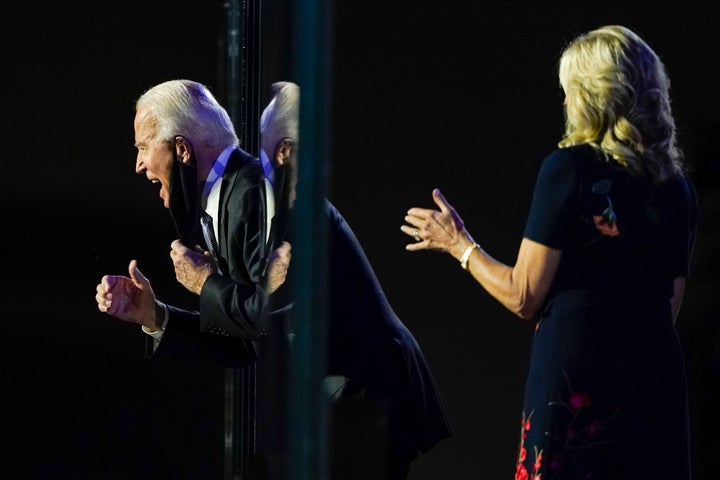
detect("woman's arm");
top-left (403, 188), bottom-right (561, 319)
top-left (463, 237), bottom-right (561, 319)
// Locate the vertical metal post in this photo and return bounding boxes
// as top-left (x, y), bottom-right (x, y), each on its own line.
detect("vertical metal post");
top-left (287, 0), bottom-right (332, 478)
top-left (221, 1), bottom-right (262, 478)
top-left (225, 0), bottom-right (262, 154)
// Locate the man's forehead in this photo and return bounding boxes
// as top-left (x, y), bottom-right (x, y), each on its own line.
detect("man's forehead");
top-left (134, 109), bottom-right (159, 144)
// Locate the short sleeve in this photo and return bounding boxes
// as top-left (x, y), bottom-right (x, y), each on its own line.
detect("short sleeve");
top-left (523, 148), bottom-right (578, 249)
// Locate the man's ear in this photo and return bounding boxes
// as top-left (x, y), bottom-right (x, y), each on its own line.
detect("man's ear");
top-left (274, 138), bottom-right (294, 166)
top-left (174, 136), bottom-right (193, 165)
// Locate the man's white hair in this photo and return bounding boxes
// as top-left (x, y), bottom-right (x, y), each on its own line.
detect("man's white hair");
top-left (260, 81), bottom-right (300, 178)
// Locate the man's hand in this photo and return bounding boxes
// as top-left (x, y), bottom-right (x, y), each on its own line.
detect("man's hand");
top-left (95, 259), bottom-right (161, 330)
top-left (266, 241), bottom-right (292, 293)
top-left (170, 239), bottom-right (218, 295)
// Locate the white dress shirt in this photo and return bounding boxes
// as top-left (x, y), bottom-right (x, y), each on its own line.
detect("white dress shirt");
top-left (143, 145), bottom-right (236, 341)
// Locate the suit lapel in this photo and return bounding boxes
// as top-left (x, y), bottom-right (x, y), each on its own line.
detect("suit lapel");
top-left (216, 148), bottom-right (259, 262)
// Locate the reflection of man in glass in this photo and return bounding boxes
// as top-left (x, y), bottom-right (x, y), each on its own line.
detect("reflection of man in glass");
top-left (262, 81), bottom-right (453, 480)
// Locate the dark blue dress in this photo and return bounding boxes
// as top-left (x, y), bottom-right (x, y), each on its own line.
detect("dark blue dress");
top-left (516, 144), bottom-right (697, 480)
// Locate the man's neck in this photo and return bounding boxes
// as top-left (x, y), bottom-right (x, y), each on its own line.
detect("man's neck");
top-left (196, 144), bottom-right (234, 184)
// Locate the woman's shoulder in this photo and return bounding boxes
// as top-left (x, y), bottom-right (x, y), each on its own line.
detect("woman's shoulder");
top-left (543, 144), bottom-right (601, 166)
top-left (535, 144), bottom-right (596, 185)
top-left (543, 144), bottom-right (632, 183)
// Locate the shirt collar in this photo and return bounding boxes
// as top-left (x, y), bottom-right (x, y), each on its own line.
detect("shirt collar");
top-left (260, 148), bottom-right (275, 186)
top-left (201, 145), bottom-right (235, 208)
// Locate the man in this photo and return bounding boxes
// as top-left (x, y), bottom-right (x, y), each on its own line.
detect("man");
top-left (94, 80), bottom-right (274, 480)
top-left (261, 81), bottom-right (453, 480)
top-left (95, 79), bottom-right (268, 365)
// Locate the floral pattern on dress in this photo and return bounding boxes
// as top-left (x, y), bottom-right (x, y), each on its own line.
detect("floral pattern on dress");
top-left (515, 410), bottom-right (543, 480)
top-left (590, 179), bottom-right (620, 237)
top-left (578, 178), bottom-right (622, 245)
top-left (516, 373), bottom-right (623, 479)
top-left (592, 196), bottom-right (619, 237)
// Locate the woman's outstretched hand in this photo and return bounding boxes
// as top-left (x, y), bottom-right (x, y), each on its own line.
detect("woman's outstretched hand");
top-left (401, 188), bottom-right (475, 260)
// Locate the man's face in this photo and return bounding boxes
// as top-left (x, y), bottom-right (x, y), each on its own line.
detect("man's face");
top-left (134, 107), bottom-right (173, 208)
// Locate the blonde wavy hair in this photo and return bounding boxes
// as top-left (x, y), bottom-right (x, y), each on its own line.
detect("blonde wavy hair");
top-left (558, 25), bottom-right (684, 183)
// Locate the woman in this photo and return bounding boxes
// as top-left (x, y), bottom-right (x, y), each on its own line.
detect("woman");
top-left (402, 25), bottom-right (697, 479)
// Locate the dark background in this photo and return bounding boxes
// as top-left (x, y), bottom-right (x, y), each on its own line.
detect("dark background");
top-left (5, 1), bottom-right (718, 479)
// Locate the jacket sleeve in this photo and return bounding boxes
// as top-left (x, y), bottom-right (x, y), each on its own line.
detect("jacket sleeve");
top-left (145, 304), bottom-right (256, 368)
top-left (197, 166), bottom-right (270, 339)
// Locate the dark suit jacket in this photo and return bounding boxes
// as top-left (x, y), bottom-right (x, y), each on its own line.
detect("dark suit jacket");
top-left (264, 200), bottom-right (454, 464)
top-left (147, 147), bottom-right (269, 367)
top-left (145, 147), bottom-right (291, 479)
top-left (325, 200), bottom-right (452, 457)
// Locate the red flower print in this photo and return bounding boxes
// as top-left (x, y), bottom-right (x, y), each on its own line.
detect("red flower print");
top-left (516, 463), bottom-right (529, 480)
top-left (593, 195), bottom-right (620, 236)
top-left (568, 392), bottom-right (592, 410)
top-left (545, 373), bottom-right (625, 478)
top-left (593, 215), bottom-right (620, 236)
top-left (534, 450), bottom-right (543, 471)
top-left (516, 411), bottom-right (543, 480)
